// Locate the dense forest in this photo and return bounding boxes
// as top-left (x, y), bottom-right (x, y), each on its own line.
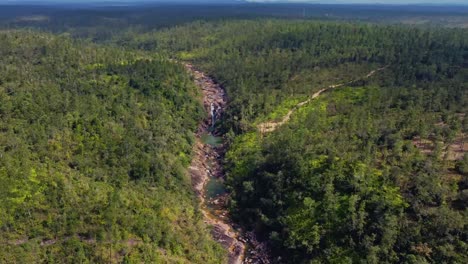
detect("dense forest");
top-left (148, 20), bottom-right (467, 131)
top-left (0, 3), bottom-right (467, 39)
top-left (0, 31), bottom-right (225, 263)
top-left (143, 20), bottom-right (468, 263)
top-left (0, 3), bottom-right (467, 264)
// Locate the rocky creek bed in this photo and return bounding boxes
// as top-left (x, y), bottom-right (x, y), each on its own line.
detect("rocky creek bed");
top-left (185, 63), bottom-right (270, 264)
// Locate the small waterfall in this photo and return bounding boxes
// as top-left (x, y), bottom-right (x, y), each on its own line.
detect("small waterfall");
top-left (210, 103), bottom-right (216, 130)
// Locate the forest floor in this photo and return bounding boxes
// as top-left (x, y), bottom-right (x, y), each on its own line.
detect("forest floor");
top-left (257, 66), bottom-right (388, 133)
top-left (413, 134), bottom-right (467, 161)
top-left (413, 114), bottom-right (466, 161)
top-left (445, 133), bottom-right (467, 161)
top-left (185, 64), bottom-right (270, 264)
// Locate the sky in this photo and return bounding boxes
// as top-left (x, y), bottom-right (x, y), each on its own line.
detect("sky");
top-left (247, 0), bottom-right (468, 3)
top-left (1, 0), bottom-right (467, 5)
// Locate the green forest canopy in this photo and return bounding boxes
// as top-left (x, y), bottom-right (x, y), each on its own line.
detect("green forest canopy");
top-left (0, 31), bottom-right (225, 263)
top-left (145, 20), bottom-right (468, 263)
top-left (0, 6), bottom-right (466, 264)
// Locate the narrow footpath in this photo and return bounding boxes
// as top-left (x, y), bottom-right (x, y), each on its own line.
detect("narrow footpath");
top-left (258, 66), bottom-right (388, 133)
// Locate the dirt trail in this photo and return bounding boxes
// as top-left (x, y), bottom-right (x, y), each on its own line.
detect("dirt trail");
top-left (185, 64), bottom-right (270, 264)
top-left (258, 66), bottom-right (388, 133)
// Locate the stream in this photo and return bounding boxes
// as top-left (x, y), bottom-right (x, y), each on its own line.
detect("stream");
top-left (185, 64), bottom-right (270, 264)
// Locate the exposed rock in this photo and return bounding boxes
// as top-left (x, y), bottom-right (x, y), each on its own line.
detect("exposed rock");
top-left (185, 63), bottom-right (247, 264)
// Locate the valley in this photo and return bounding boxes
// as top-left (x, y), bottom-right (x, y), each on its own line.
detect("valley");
top-left (186, 64), bottom-right (271, 264)
top-left (0, 3), bottom-right (467, 264)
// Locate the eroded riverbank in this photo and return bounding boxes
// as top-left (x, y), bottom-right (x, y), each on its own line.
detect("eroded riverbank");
top-left (185, 64), bottom-right (246, 264)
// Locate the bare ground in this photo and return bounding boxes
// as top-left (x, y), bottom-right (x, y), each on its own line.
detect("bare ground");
top-left (413, 113), bottom-right (466, 161)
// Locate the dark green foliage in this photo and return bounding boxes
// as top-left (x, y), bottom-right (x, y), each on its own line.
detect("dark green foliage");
top-left (144, 20), bottom-right (467, 134)
top-left (457, 154), bottom-right (468, 175)
top-left (0, 5), bottom-right (467, 263)
top-left (1, 4), bottom-right (467, 39)
top-left (148, 20), bottom-right (468, 263)
top-left (227, 86), bottom-right (467, 263)
top-left (0, 31), bottom-right (225, 263)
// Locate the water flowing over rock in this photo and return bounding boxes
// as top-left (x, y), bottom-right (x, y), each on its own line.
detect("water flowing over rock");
top-left (185, 63), bottom-right (271, 264)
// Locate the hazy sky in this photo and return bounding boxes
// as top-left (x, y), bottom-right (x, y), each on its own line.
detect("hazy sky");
top-left (1, 0), bottom-right (467, 4)
top-left (246, 0), bottom-right (468, 3)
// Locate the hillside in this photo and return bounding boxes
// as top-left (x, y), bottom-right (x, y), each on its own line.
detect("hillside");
top-left (0, 5), bottom-right (467, 264)
top-left (0, 31), bottom-right (225, 263)
top-left (147, 20), bottom-right (468, 263)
